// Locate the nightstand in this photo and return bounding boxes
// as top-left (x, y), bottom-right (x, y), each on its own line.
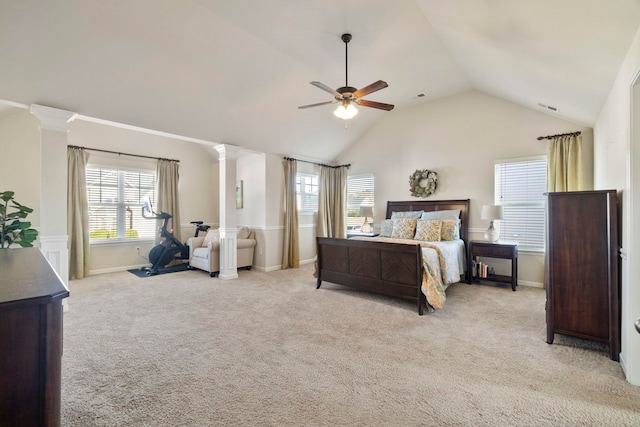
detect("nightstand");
top-left (468, 240), bottom-right (518, 291)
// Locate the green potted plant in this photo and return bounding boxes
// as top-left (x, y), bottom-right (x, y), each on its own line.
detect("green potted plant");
top-left (0, 191), bottom-right (39, 248)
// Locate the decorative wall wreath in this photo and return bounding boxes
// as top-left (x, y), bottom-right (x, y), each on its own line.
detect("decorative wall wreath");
top-left (409, 169), bottom-right (438, 198)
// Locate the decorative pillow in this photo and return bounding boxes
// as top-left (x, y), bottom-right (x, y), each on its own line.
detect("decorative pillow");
top-left (379, 219), bottom-right (393, 237)
top-left (391, 210), bottom-right (423, 220)
top-left (391, 218), bottom-right (417, 239)
top-left (202, 229), bottom-right (219, 247)
top-left (414, 219), bottom-right (442, 241)
top-left (440, 219), bottom-right (458, 241)
top-left (237, 227), bottom-right (251, 239)
top-left (421, 209), bottom-right (461, 220)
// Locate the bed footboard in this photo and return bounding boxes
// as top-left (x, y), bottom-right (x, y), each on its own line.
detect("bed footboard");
top-left (316, 237), bottom-right (426, 315)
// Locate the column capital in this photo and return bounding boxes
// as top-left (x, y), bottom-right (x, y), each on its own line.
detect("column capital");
top-left (215, 144), bottom-right (242, 161)
top-left (30, 104), bottom-right (77, 132)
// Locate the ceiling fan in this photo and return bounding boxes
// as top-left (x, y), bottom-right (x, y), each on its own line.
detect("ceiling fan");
top-left (298, 33), bottom-right (394, 120)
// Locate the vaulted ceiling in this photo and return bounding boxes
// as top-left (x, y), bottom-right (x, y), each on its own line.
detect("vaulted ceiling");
top-left (1, 0), bottom-right (639, 162)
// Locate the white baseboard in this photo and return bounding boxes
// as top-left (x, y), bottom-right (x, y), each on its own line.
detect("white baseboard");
top-left (90, 263), bottom-right (149, 275)
top-left (518, 280), bottom-right (544, 288)
top-left (254, 257), bottom-right (315, 273)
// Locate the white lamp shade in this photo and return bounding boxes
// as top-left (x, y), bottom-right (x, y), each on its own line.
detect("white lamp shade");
top-left (358, 206), bottom-right (373, 218)
top-left (481, 205), bottom-right (504, 221)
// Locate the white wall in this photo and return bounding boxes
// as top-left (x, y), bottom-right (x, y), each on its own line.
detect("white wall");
top-left (336, 90), bottom-right (593, 286)
top-left (594, 25), bottom-right (640, 385)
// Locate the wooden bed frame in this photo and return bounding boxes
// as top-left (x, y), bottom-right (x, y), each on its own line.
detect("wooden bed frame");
top-left (316, 199), bottom-right (470, 315)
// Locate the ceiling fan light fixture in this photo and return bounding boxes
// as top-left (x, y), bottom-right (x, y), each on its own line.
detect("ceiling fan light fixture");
top-left (334, 102), bottom-right (358, 120)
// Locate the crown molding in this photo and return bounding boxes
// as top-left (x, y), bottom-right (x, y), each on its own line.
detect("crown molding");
top-left (29, 104), bottom-right (77, 132)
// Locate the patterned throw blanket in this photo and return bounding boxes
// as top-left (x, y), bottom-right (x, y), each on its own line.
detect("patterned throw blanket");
top-left (350, 237), bottom-right (461, 310)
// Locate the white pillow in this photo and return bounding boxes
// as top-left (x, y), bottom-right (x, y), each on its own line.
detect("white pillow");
top-left (391, 210), bottom-right (423, 220)
top-left (421, 209), bottom-right (460, 220)
top-left (379, 219), bottom-right (393, 237)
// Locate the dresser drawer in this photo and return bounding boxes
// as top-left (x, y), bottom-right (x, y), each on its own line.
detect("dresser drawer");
top-left (472, 244), bottom-right (514, 258)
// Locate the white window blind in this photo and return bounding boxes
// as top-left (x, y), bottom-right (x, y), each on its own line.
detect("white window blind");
top-left (347, 174), bottom-right (375, 231)
top-left (296, 173), bottom-right (319, 212)
top-left (87, 168), bottom-right (157, 241)
top-left (494, 157), bottom-right (547, 251)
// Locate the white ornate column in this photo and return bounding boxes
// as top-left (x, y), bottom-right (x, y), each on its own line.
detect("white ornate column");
top-left (30, 104), bottom-right (77, 290)
top-left (215, 144), bottom-right (240, 279)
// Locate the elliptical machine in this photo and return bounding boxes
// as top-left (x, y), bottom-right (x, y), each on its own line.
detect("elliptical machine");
top-left (142, 199), bottom-right (189, 276)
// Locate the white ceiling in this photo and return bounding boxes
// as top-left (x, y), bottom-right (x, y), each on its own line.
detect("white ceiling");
top-left (1, 0), bottom-right (639, 162)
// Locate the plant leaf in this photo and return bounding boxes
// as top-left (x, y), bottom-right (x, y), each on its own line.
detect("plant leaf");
top-left (11, 200), bottom-right (33, 214)
top-left (0, 191), bottom-right (14, 202)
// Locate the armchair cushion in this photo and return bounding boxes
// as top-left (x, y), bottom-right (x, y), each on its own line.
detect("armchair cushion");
top-left (202, 229), bottom-right (219, 247)
top-left (237, 227), bottom-right (251, 239)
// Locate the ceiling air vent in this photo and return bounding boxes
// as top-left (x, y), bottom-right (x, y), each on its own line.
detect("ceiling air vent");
top-left (537, 102), bottom-right (558, 112)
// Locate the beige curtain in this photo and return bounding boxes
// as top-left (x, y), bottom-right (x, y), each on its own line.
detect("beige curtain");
top-left (67, 147), bottom-right (90, 280)
top-left (282, 159), bottom-right (299, 269)
top-left (547, 134), bottom-right (583, 192)
top-left (156, 159), bottom-right (181, 242)
top-left (317, 165), bottom-right (348, 238)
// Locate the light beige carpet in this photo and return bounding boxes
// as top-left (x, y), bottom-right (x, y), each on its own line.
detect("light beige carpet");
top-left (61, 265), bottom-right (640, 426)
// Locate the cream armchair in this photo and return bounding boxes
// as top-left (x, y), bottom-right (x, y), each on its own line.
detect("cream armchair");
top-left (187, 227), bottom-right (256, 277)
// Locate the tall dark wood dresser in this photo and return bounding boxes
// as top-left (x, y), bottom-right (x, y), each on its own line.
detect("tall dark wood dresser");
top-left (0, 248), bottom-right (69, 426)
top-left (545, 190), bottom-right (619, 360)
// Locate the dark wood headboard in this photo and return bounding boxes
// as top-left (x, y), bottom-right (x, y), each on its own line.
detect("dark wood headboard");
top-left (386, 199), bottom-right (470, 246)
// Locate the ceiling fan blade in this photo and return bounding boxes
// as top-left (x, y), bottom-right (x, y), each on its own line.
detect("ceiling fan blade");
top-left (356, 99), bottom-right (395, 111)
top-left (298, 100), bottom-right (338, 109)
top-left (353, 80), bottom-right (388, 98)
top-left (310, 81), bottom-right (340, 97)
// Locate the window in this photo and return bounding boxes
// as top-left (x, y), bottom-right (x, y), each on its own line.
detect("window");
top-left (296, 173), bottom-right (319, 212)
top-left (87, 167), bottom-right (157, 242)
top-left (346, 174), bottom-right (375, 232)
top-left (494, 156), bottom-right (547, 251)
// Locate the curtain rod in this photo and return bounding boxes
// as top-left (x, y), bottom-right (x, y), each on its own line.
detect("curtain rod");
top-left (537, 131), bottom-right (581, 141)
top-left (283, 156), bottom-right (350, 169)
top-left (68, 145), bottom-right (179, 163)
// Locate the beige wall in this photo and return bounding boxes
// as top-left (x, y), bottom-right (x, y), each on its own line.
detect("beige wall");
top-left (0, 109), bottom-right (41, 226)
top-left (594, 26), bottom-right (640, 385)
top-left (0, 110), bottom-right (220, 273)
top-left (66, 120), bottom-right (219, 273)
top-left (237, 153), bottom-right (267, 268)
top-left (0, 92), bottom-right (595, 284)
top-left (336, 90), bottom-right (593, 287)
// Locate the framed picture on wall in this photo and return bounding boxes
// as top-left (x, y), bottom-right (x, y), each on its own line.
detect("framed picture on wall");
top-left (236, 180), bottom-right (243, 209)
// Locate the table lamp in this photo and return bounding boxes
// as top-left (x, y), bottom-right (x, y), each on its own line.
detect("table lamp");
top-left (359, 206), bottom-right (374, 234)
top-left (481, 205), bottom-right (504, 243)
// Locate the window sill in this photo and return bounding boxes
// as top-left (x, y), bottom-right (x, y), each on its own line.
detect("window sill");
top-left (90, 238), bottom-right (154, 247)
